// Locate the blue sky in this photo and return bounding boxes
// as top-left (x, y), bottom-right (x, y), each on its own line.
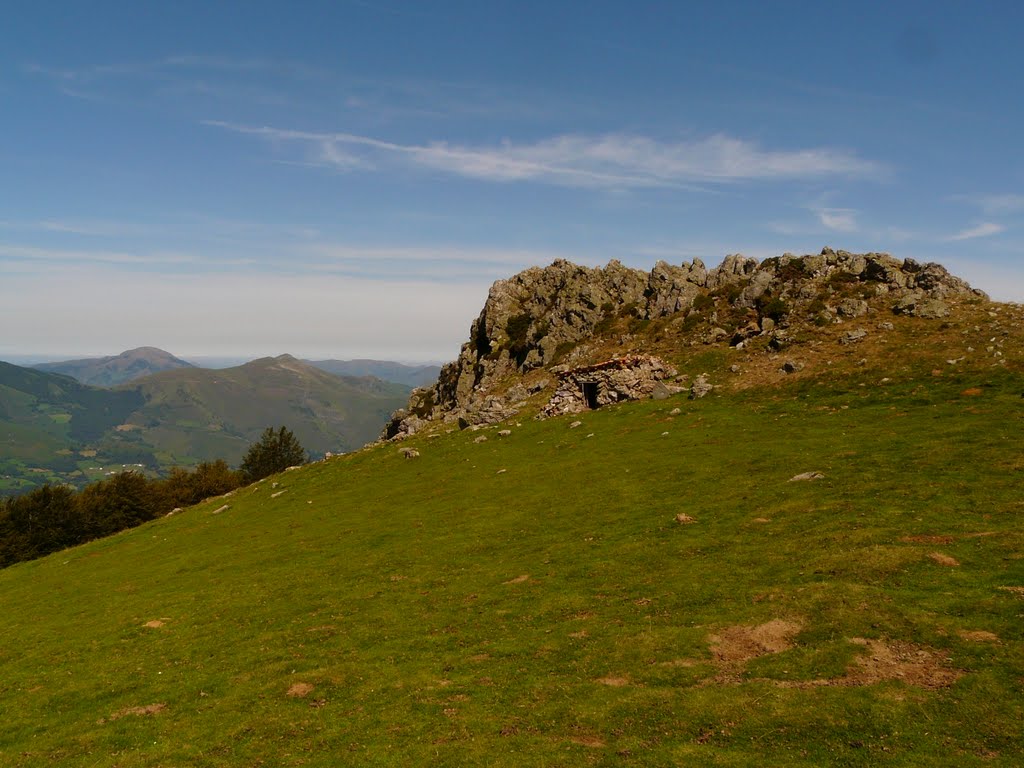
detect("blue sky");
top-left (2, 1), bottom-right (1023, 362)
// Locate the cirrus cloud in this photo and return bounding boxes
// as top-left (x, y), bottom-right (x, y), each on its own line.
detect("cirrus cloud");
top-left (205, 121), bottom-right (885, 189)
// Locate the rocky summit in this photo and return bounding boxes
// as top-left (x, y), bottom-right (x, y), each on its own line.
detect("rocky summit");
top-left (382, 248), bottom-right (984, 439)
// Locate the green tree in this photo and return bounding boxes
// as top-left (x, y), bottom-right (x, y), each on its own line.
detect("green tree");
top-left (77, 471), bottom-right (160, 539)
top-left (239, 426), bottom-right (306, 483)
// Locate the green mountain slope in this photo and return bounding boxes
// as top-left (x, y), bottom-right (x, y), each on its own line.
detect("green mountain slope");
top-left (125, 354), bottom-right (409, 465)
top-left (32, 347), bottom-right (195, 387)
top-left (0, 356), bottom-right (408, 492)
top-left (0, 306), bottom-right (1021, 766)
top-left (0, 362), bottom-right (145, 492)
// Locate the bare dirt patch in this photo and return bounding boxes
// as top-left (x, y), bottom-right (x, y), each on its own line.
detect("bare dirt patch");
top-left (958, 629), bottom-right (1000, 643)
top-left (569, 735), bottom-right (606, 748)
top-left (928, 552), bottom-right (960, 567)
top-left (998, 586), bottom-right (1024, 596)
top-left (596, 675), bottom-right (630, 687)
top-left (769, 638), bottom-right (962, 690)
top-left (504, 574), bottom-right (530, 584)
top-left (143, 620), bottom-right (165, 629)
top-left (108, 703), bottom-right (166, 721)
top-left (844, 638), bottom-right (961, 688)
top-left (287, 682), bottom-right (315, 698)
top-left (710, 619), bottom-right (802, 665)
top-left (960, 387), bottom-right (984, 397)
top-left (901, 534), bottom-right (956, 544)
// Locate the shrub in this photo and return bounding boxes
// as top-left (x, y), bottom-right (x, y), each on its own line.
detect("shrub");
top-left (756, 294), bottom-right (791, 322)
top-left (240, 427), bottom-right (306, 484)
top-left (692, 293), bottom-right (714, 312)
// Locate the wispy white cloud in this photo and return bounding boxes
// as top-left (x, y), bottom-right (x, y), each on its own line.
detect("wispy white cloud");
top-left (945, 222), bottom-right (1005, 241)
top-left (0, 243), bottom-right (208, 266)
top-left (951, 193), bottom-right (1024, 216)
top-left (0, 218), bottom-right (157, 238)
top-left (206, 121), bottom-right (885, 189)
top-left (814, 207), bottom-right (858, 232)
top-left (0, 238), bottom-right (579, 282)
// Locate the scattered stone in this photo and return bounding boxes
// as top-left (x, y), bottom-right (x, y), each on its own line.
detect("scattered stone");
top-left (729, 364), bottom-right (741, 373)
top-left (497, 429), bottom-right (512, 436)
top-left (877, 321), bottom-right (894, 330)
top-left (781, 360), bottom-right (804, 374)
top-left (569, 421), bottom-right (583, 429)
top-left (837, 298), bottom-right (869, 317)
top-left (271, 490), bottom-right (287, 498)
top-left (839, 328), bottom-right (868, 345)
top-left (789, 471), bottom-right (824, 482)
top-left (211, 504), bottom-right (229, 514)
top-left (473, 435), bottom-right (488, 444)
top-left (675, 513), bottom-right (696, 524)
top-left (690, 374), bottom-right (712, 400)
top-left (399, 447), bottom-right (420, 458)
top-left (143, 620), bottom-right (165, 629)
top-left (669, 407), bottom-right (681, 415)
top-left (661, 431), bottom-right (669, 436)
top-left (496, 468), bottom-right (506, 474)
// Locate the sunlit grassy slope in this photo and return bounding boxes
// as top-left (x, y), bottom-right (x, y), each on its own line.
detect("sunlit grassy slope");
top-left (1, 341), bottom-right (1022, 766)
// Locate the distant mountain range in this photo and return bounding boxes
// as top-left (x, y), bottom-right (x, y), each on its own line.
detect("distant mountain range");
top-left (27, 348), bottom-right (442, 389)
top-left (32, 347), bottom-right (194, 387)
top-left (0, 354), bottom-right (410, 494)
top-left (305, 359), bottom-right (441, 388)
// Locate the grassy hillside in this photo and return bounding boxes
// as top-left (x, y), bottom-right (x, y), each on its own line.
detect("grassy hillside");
top-left (1, 319), bottom-right (1021, 765)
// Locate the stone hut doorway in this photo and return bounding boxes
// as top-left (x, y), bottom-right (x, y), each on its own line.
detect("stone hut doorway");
top-left (582, 381), bottom-right (600, 409)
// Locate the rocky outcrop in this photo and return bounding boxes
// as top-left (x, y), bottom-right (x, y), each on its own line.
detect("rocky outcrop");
top-left (381, 248), bottom-right (985, 438)
top-left (540, 355), bottom-right (678, 417)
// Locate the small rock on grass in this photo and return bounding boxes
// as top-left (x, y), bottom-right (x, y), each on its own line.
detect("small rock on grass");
top-left (675, 513), bottom-right (696, 524)
top-left (788, 471), bottom-right (824, 482)
top-left (570, 420), bottom-right (582, 429)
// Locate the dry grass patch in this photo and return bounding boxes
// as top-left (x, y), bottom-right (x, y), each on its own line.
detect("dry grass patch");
top-left (928, 552), bottom-right (960, 567)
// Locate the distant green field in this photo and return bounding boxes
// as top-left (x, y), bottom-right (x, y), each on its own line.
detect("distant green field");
top-left (1, 364), bottom-right (1021, 766)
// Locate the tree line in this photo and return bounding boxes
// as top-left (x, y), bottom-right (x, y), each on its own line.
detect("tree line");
top-left (0, 426), bottom-right (306, 569)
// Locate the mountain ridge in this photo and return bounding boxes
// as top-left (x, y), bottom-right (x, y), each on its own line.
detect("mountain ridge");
top-left (32, 346), bottom-right (195, 387)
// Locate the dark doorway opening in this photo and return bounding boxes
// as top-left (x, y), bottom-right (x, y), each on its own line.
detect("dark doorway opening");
top-left (582, 381), bottom-right (600, 409)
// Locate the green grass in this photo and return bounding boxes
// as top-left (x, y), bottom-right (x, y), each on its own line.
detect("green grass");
top-left (1, 367), bottom-right (1022, 766)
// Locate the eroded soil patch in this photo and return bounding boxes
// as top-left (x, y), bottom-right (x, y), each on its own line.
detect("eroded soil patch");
top-left (107, 703), bottom-right (166, 722)
top-left (710, 619), bottom-right (802, 665)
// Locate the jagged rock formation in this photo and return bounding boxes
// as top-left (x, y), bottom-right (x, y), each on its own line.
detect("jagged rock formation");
top-left (381, 248), bottom-right (984, 439)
